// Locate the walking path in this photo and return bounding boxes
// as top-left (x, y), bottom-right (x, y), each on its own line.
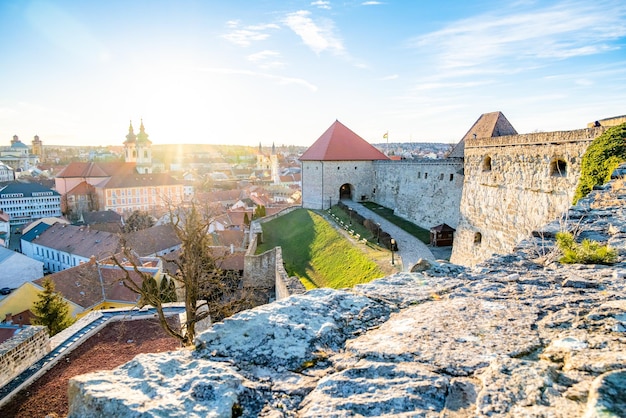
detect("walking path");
top-left (340, 200), bottom-right (439, 272)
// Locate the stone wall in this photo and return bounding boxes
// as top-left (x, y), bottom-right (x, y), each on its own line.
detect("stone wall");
top-left (0, 326), bottom-right (49, 389)
top-left (244, 232), bottom-right (305, 301)
top-left (450, 127), bottom-right (605, 266)
top-left (302, 160), bottom-right (376, 210)
top-left (372, 159), bottom-right (464, 229)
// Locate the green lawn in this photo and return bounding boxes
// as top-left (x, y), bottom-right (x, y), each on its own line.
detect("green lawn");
top-left (255, 209), bottom-right (388, 290)
top-left (360, 202), bottom-right (431, 243)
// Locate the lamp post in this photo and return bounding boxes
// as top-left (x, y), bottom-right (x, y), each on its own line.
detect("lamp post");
top-left (349, 208), bottom-right (353, 225)
top-left (391, 238), bottom-right (395, 265)
top-left (376, 223), bottom-right (381, 244)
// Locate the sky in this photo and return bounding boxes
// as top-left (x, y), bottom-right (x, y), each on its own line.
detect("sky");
top-left (1, 0), bottom-right (625, 148)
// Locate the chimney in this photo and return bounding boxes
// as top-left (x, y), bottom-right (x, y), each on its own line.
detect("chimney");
top-left (230, 243), bottom-right (234, 254)
top-left (4, 313), bottom-right (12, 324)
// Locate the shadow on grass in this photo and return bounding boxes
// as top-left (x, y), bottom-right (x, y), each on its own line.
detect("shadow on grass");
top-left (360, 202), bottom-right (431, 243)
top-left (256, 209), bottom-right (318, 287)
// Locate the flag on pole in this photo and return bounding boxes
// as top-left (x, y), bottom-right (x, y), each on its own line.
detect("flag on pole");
top-left (383, 132), bottom-right (388, 139)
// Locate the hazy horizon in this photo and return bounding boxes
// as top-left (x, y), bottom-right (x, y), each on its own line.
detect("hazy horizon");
top-left (2, 1), bottom-right (624, 147)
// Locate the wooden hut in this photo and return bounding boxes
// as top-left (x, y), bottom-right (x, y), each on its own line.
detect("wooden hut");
top-left (430, 223), bottom-right (455, 247)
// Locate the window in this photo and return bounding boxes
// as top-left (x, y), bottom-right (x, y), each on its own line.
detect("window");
top-left (449, 173), bottom-right (454, 181)
top-left (474, 232), bottom-right (482, 245)
top-left (424, 173), bottom-right (428, 179)
top-left (550, 158), bottom-right (567, 177)
top-left (482, 156), bottom-right (492, 172)
top-left (417, 172), bottom-right (421, 179)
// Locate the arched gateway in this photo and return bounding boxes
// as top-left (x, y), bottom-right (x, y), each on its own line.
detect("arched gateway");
top-left (339, 183), bottom-right (353, 200)
top-left (300, 120), bottom-right (389, 210)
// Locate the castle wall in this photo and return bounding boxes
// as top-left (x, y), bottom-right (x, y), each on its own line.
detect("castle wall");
top-left (302, 160), bottom-right (375, 210)
top-left (372, 159), bottom-right (464, 229)
top-left (450, 127), bottom-right (605, 266)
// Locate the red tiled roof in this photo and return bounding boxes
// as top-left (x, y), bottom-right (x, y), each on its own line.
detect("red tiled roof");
top-left (123, 224), bottom-right (181, 256)
top-left (212, 230), bottom-right (245, 248)
top-left (101, 172), bottom-right (182, 189)
top-left (299, 120), bottom-right (389, 161)
top-left (33, 258), bottom-right (146, 309)
top-left (67, 181), bottom-right (95, 196)
top-left (33, 223), bottom-right (120, 260)
top-left (55, 162), bottom-right (131, 178)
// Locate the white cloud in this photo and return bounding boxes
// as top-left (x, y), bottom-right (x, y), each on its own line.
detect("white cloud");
top-left (248, 50), bottom-right (285, 70)
top-left (410, 0), bottom-right (626, 72)
top-left (311, 1), bottom-right (331, 10)
top-left (221, 22), bottom-right (280, 47)
top-left (361, 1), bottom-right (383, 5)
top-left (196, 67), bottom-right (318, 92)
top-left (283, 10), bottom-right (345, 55)
top-left (381, 74), bottom-right (399, 80)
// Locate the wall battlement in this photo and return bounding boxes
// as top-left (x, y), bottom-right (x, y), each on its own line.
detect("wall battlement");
top-left (465, 127), bottom-right (604, 148)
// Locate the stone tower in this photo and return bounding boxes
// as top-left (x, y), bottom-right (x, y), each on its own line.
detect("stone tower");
top-left (271, 142), bottom-right (280, 185)
top-left (31, 135), bottom-right (44, 160)
top-left (300, 120), bottom-right (389, 210)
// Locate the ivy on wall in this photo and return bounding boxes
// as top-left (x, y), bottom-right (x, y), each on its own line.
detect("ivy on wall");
top-left (573, 123), bottom-right (626, 204)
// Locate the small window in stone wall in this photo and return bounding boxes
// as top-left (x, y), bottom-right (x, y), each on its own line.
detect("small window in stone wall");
top-left (449, 173), bottom-right (454, 181)
top-left (338, 166), bottom-right (340, 170)
top-left (355, 166), bottom-right (357, 170)
top-left (482, 156), bottom-right (492, 171)
top-left (425, 173), bottom-right (428, 179)
top-left (438, 173), bottom-right (444, 180)
top-left (550, 158), bottom-right (567, 177)
top-left (417, 172), bottom-right (421, 179)
top-left (474, 232), bottom-right (482, 245)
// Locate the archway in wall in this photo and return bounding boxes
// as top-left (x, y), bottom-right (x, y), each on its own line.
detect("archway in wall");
top-left (339, 183), bottom-right (353, 200)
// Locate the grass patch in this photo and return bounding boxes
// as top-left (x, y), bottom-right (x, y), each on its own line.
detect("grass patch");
top-left (556, 231), bottom-right (617, 265)
top-left (256, 209), bottom-right (388, 290)
top-left (328, 206), bottom-right (377, 243)
top-left (360, 202), bottom-right (431, 243)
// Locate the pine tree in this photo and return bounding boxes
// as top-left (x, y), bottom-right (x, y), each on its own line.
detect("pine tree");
top-left (32, 278), bottom-right (75, 336)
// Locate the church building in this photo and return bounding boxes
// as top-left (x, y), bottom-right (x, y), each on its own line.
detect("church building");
top-left (55, 121), bottom-right (183, 219)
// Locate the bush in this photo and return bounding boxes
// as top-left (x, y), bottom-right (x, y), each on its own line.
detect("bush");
top-left (573, 123), bottom-right (626, 204)
top-left (556, 231), bottom-right (617, 265)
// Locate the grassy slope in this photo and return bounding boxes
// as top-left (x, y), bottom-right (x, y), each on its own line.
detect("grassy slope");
top-left (256, 209), bottom-right (387, 290)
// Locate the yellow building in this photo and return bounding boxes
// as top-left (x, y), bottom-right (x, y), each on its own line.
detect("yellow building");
top-left (0, 256), bottom-right (170, 323)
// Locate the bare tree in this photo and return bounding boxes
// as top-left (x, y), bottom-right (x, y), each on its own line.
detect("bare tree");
top-left (114, 201), bottom-right (251, 346)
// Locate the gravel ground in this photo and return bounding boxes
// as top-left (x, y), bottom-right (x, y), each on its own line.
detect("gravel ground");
top-left (0, 319), bottom-right (180, 418)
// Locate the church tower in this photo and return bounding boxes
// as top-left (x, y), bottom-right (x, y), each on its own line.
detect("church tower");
top-left (124, 121), bottom-right (137, 163)
top-left (135, 119), bottom-right (153, 174)
top-left (124, 120), bottom-right (152, 173)
top-left (271, 142), bottom-right (280, 185)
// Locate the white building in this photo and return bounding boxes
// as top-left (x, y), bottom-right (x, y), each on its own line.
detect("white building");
top-left (0, 182), bottom-right (62, 225)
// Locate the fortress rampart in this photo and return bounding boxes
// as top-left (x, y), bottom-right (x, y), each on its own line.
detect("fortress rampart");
top-left (372, 159), bottom-right (464, 229)
top-left (450, 127), bottom-right (607, 266)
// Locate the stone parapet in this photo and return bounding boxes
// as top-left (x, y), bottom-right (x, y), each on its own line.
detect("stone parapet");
top-left (465, 127), bottom-right (603, 148)
top-left (0, 326), bottom-right (49, 389)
